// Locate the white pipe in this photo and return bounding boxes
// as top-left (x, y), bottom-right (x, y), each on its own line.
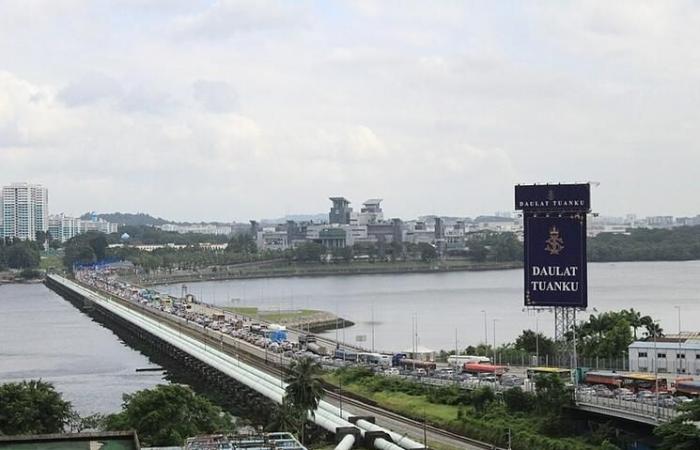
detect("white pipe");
top-left (334, 434), bottom-right (355, 450)
top-left (51, 276), bottom-right (428, 450)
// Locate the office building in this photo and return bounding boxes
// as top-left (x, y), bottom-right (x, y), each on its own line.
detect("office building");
top-left (1, 182), bottom-right (48, 241)
top-left (329, 197), bottom-right (353, 225)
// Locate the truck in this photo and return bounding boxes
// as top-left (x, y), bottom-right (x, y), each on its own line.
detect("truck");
top-left (306, 342), bottom-right (328, 356)
top-left (463, 363), bottom-right (508, 376)
top-left (674, 379), bottom-right (700, 397)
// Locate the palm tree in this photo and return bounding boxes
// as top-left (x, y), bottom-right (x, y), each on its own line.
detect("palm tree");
top-left (285, 357), bottom-right (324, 443)
top-left (645, 322), bottom-right (664, 339)
top-left (626, 309), bottom-right (643, 340)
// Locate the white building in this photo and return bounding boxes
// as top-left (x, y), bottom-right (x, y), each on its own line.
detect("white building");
top-left (48, 214), bottom-right (81, 243)
top-left (1, 182), bottom-right (48, 241)
top-left (257, 229), bottom-right (289, 251)
top-left (159, 223), bottom-right (233, 235)
top-left (80, 216), bottom-right (119, 234)
top-left (628, 339), bottom-right (700, 375)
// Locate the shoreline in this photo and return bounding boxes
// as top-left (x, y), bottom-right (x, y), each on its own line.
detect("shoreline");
top-left (134, 261), bottom-right (523, 287)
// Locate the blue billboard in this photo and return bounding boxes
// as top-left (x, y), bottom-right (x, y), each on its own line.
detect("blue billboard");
top-left (524, 215), bottom-right (587, 307)
top-left (515, 184), bottom-right (590, 212)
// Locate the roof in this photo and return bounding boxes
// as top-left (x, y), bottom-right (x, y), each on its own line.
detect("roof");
top-left (363, 198), bottom-right (383, 205)
top-left (0, 431), bottom-right (139, 450)
top-left (629, 340), bottom-right (700, 351)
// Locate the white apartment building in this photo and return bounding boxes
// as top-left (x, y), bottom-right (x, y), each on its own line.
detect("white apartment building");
top-left (628, 339), bottom-right (700, 375)
top-left (48, 214), bottom-right (81, 243)
top-left (1, 183), bottom-right (48, 241)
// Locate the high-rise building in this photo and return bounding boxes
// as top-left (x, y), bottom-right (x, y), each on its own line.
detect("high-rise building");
top-left (329, 197), bottom-right (352, 225)
top-left (1, 182), bottom-right (48, 241)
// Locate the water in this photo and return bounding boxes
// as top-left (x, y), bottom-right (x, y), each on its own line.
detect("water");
top-left (157, 261), bottom-right (700, 353)
top-left (0, 283), bottom-right (166, 415)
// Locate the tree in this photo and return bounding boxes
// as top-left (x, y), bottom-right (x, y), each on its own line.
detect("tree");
top-left (534, 374), bottom-right (571, 416)
top-left (503, 387), bottom-right (534, 413)
top-left (467, 241), bottom-right (488, 262)
top-left (655, 399), bottom-right (700, 449)
top-left (104, 384), bottom-right (234, 447)
top-left (285, 357), bottom-right (324, 443)
top-left (470, 386), bottom-right (495, 414)
top-left (226, 234), bottom-right (257, 255)
top-left (293, 242), bottom-right (325, 263)
top-left (0, 380), bottom-right (73, 435)
top-left (418, 243), bottom-right (437, 262)
top-left (5, 242), bottom-right (40, 269)
top-left (35, 231), bottom-right (47, 248)
top-left (514, 329), bottom-right (556, 359)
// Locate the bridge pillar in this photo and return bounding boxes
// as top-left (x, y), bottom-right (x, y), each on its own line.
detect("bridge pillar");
top-left (335, 427), bottom-right (361, 447)
top-left (348, 415), bottom-right (375, 425)
top-left (363, 431), bottom-right (392, 448)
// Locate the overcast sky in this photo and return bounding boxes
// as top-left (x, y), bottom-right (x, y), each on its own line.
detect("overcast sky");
top-left (1, 1), bottom-right (699, 222)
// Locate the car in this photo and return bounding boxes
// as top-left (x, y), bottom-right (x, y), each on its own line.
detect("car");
top-left (385, 368), bottom-right (400, 376)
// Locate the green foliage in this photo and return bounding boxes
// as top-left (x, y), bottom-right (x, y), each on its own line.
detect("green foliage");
top-left (63, 232), bottom-right (108, 269)
top-left (467, 241), bottom-right (488, 262)
top-left (115, 225), bottom-right (229, 245)
top-left (104, 384), bottom-right (235, 447)
top-left (18, 268), bottom-right (42, 279)
top-left (655, 398), bottom-right (700, 449)
top-left (81, 212), bottom-right (169, 227)
top-left (418, 243), bottom-right (437, 262)
top-left (534, 374), bottom-right (571, 417)
top-left (515, 329), bottom-right (556, 359)
top-left (573, 309), bottom-right (660, 359)
top-left (0, 240), bottom-right (41, 269)
top-left (226, 234), bottom-right (257, 254)
top-left (470, 386), bottom-right (495, 414)
top-left (284, 357), bottom-right (324, 443)
top-left (0, 380), bottom-right (73, 435)
top-left (289, 242), bottom-right (325, 263)
top-left (502, 387), bottom-right (534, 413)
top-left (588, 225), bottom-right (700, 261)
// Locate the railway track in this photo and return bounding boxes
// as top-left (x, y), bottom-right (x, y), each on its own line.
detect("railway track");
top-left (89, 283), bottom-right (501, 450)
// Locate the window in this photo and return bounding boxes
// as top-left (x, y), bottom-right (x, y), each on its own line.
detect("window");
top-left (677, 353), bottom-right (686, 359)
top-left (638, 352), bottom-right (648, 358)
top-left (696, 354), bottom-right (700, 360)
top-left (657, 353), bottom-right (666, 358)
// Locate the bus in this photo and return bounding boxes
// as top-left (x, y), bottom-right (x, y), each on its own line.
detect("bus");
top-left (358, 352), bottom-right (392, 366)
top-left (621, 373), bottom-right (668, 393)
top-left (583, 371), bottom-right (668, 392)
top-left (447, 355), bottom-right (490, 368)
top-left (526, 367), bottom-right (572, 381)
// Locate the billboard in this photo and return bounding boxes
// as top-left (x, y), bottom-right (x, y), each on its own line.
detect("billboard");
top-left (524, 214), bottom-right (587, 307)
top-left (515, 184), bottom-right (590, 212)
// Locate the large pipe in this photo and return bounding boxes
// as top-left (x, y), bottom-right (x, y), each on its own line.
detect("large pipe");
top-left (52, 276), bottom-right (426, 450)
top-left (334, 434), bottom-right (355, 450)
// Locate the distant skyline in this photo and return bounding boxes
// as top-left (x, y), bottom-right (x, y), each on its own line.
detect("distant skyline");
top-left (3, 2), bottom-right (700, 221)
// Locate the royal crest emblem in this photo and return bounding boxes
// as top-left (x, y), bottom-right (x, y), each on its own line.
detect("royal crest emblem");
top-left (545, 226), bottom-right (564, 255)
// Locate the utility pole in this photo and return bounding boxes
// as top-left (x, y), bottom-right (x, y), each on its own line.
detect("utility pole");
top-left (654, 323), bottom-right (659, 421)
top-left (492, 319), bottom-right (498, 365)
top-left (481, 310), bottom-right (488, 347)
top-left (675, 305), bottom-right (682, 374)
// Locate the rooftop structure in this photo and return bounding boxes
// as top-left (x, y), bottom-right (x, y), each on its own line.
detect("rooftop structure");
top-left (0, 431), bottom-right (140, 450)
top-left (184, 433), bottom-right (305, 450)
top-left (329, 197), bottom-right (352, 225)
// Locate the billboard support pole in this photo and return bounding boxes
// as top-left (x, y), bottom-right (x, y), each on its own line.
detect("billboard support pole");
top-left (554, 306), bottom-right (575, 367)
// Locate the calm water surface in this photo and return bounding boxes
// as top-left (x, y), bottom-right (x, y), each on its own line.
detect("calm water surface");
top-left (158, 261), bottom-right (700, 353)
top-left (0, 283), bottom-right (165, 415)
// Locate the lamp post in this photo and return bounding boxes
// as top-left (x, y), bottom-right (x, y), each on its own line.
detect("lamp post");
top-left (675, 305), bottom-right (682, 374)
top-left (481, 310), bottom-right (487, 347)
top-left (492, 319), bottom-right (498, 365)
top-left (653, 321), bottom-right (659, 421)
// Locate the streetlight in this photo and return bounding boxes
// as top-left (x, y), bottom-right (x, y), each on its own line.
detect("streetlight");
top-left (481, 310), bottom-right (487, 348)
top-left (653, 320), bottom-right (660, 421)
top-left (492, 319), bottom-right (499, 365)
top-left (675, 305), bottom-right (682, 374)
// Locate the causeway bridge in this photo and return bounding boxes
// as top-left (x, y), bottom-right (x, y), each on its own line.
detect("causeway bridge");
top-left (45, 274), bottom-right (502, 450)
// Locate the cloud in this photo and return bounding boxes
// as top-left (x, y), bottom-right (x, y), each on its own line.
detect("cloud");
top-left (193, 80), bottom-right (238, 113)
top-left (171, 0), bottom-right (307, 40)
top-left (58, 73), bottom-right (123, 107)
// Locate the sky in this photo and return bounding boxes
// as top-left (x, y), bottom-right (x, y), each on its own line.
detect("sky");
top-left (1, 0), bottom-right (700, 222)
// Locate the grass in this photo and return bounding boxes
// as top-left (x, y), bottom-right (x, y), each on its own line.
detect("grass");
top-left (40, 254), bottom-right (65, 272)
top-left (223, 306), bottom-right (321, 322)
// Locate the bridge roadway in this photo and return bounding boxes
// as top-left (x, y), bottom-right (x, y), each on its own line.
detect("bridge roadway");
top-left (47, 275), bottom-right (501, 450)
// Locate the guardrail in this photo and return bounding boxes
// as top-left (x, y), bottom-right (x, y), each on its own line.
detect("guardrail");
top-left (575, 392), bottom-right (678, 424)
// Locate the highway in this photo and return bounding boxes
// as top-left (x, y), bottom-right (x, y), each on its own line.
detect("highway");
top-left (49, 274), bottom-right (503, 450)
